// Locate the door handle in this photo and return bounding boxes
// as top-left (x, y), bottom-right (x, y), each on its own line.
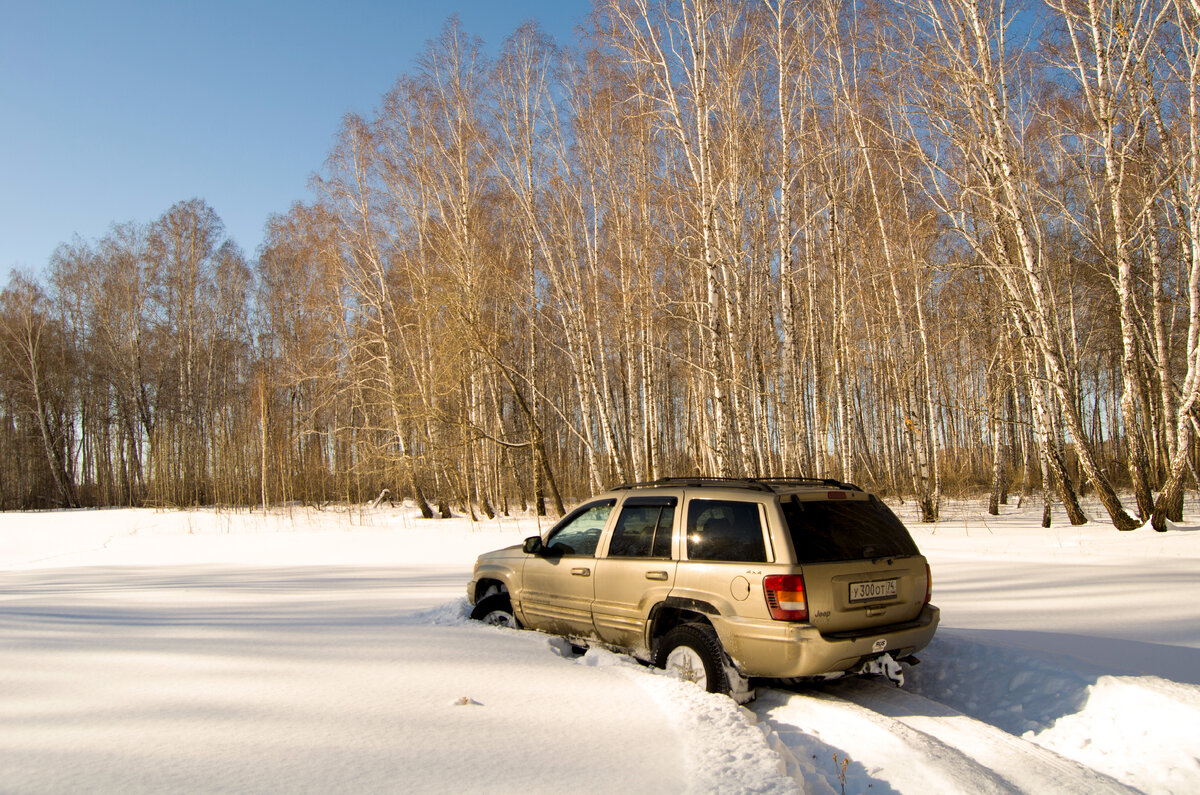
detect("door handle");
top-left (571, 567), bottom-right (591, 577)
top-left (645, 571), bottom-right (669, 581)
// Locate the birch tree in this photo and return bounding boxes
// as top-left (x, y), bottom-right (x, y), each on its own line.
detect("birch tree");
top-left (0, 274), bottom-right (79, 507)
top-left (1151, 0), bottom-right (1200, 528)
top-left (901, 0), bottom-right (1140, 528)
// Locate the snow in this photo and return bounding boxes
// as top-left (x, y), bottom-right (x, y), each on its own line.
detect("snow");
top-left (2, 499), bottom-right (1199, 793)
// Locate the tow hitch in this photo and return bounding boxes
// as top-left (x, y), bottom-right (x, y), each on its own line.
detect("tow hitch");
top-left (857, 652), bottom-right (905, 687)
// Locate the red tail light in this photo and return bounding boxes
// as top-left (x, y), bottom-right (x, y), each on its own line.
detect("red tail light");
top-left (924, 563), bottom-right (933, 604)
top-left (764, 574), bottom-right (808, 621)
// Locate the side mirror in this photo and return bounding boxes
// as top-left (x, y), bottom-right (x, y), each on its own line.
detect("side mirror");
top-left (522, 536), bottom-right (545, 555)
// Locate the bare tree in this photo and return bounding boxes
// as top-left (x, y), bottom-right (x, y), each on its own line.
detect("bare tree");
top-left (1151, 0), bottom-right (1200, 528)
top-left (0, 273), bottom-right (79, 507)
top-left (898, 0), bottom-right (1139, 527)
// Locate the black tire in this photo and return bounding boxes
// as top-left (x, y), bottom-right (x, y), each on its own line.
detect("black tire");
top-left (655, 624), bottom-right (730, 695)
top-left (470, 593), bottom-right (520, 628)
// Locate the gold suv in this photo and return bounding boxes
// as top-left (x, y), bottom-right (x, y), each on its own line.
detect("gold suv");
top-left (468, 478), bottom-right (939, 701)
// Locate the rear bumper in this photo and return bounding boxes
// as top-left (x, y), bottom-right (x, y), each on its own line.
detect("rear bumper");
top-left (716, 604), bottom-right (940, 679)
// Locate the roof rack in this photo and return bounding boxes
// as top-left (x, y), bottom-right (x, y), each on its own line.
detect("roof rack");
top-left (753, 477), bottom-right (863, 492)
top-left (611, 476), bottom-right (862, 493)
top-left (612, 477), bottom-right (773, 493)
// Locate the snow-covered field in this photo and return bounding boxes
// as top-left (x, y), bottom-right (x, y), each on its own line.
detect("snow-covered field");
top-left (3, 498), bottom-right (1199, 793)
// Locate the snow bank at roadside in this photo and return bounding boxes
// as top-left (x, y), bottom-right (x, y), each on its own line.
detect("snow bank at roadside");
top-left (1030, 675), bottom-right (1200, 793)
top-left (906, 632), bottom-right (1200, 793)
top-left (575, 647), bottom-right (799, 793)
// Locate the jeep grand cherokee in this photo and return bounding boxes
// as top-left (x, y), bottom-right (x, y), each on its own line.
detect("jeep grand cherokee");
top-left (467, 477), bottom-right (938, 701)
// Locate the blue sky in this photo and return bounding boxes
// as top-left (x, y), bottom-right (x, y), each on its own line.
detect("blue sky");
top-left (1, 1), bottom-right (589, 274)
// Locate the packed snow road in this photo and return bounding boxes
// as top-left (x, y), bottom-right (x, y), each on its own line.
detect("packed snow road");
top-left (2, 503), bottom-right (1199, 793)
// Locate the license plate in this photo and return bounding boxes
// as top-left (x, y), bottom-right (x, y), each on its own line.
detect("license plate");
top-left (850, 579), bottom-right (897, 602)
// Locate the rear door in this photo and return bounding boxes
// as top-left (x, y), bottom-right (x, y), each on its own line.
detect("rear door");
top-left (519, 500), bottom-right (614, 637)
top-left (591, 493), bottom-right (680, 650)
top-left (781, 492), bottom-right (928, 633)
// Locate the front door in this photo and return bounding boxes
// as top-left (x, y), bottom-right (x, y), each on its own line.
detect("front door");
top-left (518, 500), bottom-right (613, 637)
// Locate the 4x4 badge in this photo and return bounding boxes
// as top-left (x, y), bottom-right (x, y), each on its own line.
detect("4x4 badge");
top-left (872, 639), bottom-right (888, 653)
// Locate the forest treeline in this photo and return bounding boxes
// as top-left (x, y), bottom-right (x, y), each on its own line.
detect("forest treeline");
top-left (3, 0), bottom-right (1199, 529)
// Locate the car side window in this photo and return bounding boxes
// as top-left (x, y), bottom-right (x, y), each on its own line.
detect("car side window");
top-left (544, 501), bottom-right (613, 557)
top-left (608, 497), bottom-right (676, 559)
top-left (686, 499), bottom-right (767, 562)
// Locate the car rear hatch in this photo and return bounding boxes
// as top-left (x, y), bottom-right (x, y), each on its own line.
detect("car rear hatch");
top-left (781, 491), bottom-right (928, 634)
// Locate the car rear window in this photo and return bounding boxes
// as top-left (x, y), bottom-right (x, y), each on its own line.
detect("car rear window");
top-left (686, 499), bottom-right (768, 562)
top-left (781, 495), bottom-right (919, 563)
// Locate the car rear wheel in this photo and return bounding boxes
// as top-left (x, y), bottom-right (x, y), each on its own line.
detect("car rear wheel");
top-left (470, 594), bottom-right (520, 628)
top-left (656, 624), bottom-right (729, 694)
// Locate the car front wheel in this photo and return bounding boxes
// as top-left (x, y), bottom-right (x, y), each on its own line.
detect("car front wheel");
top-left (470, 593), bottom-right (520, 628)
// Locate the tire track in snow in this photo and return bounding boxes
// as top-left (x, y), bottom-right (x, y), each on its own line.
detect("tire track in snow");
top-left (751, 680), bottom-right (1135, 794)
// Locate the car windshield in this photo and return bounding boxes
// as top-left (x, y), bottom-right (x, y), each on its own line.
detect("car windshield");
top-left (781, 495), bottom-right (919, 563)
